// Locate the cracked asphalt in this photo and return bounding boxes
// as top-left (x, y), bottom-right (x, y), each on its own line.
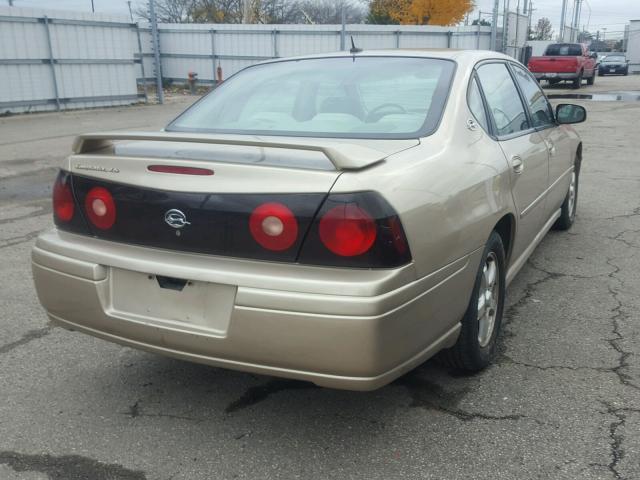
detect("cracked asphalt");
top-left (1, 76), bottom-right (640, 480)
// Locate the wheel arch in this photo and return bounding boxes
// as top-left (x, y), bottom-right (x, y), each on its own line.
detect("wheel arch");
top-left (493, 213), bottom-right (516, 266)
top-left (575, 142), bottom-right (583, 172)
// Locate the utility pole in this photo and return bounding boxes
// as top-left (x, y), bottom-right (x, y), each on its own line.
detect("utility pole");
top-left (572, 0), bottom-right (582, 42)
top-left (91, 0), bottom-right (95, 13)
top-left (127, 1), bottom-right (133, 22)
top-left (559, 0), bottom-right (568, 41)
top-left (8, 0), bottom-right (14, 7)
top-left (490, 0), bottom-right (499, 51)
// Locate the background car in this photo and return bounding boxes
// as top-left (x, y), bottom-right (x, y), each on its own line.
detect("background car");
top-left (598, 54), bottom-right (630, 75)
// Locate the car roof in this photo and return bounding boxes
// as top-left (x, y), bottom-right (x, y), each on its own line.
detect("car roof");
top-left (255, 49), bottom-right (515, 67)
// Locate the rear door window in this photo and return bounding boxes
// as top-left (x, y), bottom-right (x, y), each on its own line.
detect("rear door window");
top-left (476, 63), bottom-right (531, 137)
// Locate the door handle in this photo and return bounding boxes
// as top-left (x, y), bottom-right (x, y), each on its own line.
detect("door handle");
top-left (511, 155), bottom-right (524, 174)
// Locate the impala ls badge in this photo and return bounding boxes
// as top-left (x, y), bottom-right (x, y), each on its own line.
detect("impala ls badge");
top-left (164, 209), bottom-right (191, 233)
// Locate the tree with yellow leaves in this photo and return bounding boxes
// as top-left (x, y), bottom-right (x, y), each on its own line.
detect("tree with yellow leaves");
top-left (368, 0), bottom-right (474, 26)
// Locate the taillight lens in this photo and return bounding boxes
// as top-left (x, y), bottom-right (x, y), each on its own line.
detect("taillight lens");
top-left (84, 186), bottom-right (116, 230)
top-left (298, 192), bottom-right (412, 268)
top-left (319, 204), bottom-right (377, 256)
top-left (249, 202), bottom-right (298, 251)
top-left (53, 175), bottom-right (74, 222)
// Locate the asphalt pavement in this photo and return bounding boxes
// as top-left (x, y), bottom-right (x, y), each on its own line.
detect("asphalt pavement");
top-left (1, 75), bottom-right (639, 480)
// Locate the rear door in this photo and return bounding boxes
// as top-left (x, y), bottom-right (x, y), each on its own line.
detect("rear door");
top-left (509, 63), bottom-right (573, 218)
top-left (476, 62), bottom-right (550, 261)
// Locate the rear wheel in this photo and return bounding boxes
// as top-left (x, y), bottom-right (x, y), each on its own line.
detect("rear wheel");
top-left (438, 231), bottom-right (506, 372)
top-left (573, 71), bottom-right (583, 89)
top-left (553, 166), bottom-right (579, 230)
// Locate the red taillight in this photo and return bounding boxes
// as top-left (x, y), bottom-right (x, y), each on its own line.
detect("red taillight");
top-left (249, 202), bottom-right (298, 251)
top-left (148, 165), bottom-right (214, 176)
top-left (53, 177), bottom-right (74, 222)
top-left (319, 204), bottom-right (377, 257)
top-left (84, 186), bottom-right (116, 230)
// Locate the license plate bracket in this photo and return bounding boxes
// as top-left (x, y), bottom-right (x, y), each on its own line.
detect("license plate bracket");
top-left (109, 268), bottom-right (236, 336)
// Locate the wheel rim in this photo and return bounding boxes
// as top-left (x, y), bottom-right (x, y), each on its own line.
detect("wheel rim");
top-left (477, 252), bottom-right (500, 348)
top-left (568, 171), bottom-right (577, 218)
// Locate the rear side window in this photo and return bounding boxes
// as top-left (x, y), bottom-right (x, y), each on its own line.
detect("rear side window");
top-left (476, 63), bottom-right (531, 137)
top-left (511, 64), bottom-right (555, 129)
top-left (468, 77), bottom-right (489, 132)
top-left (545, 44), bottom-right (582, 56)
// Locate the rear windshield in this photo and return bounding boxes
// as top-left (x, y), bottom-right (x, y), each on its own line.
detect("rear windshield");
top-left (167, 56), bottom-right (456, 139)
top-left (545, 44), bottom-right (583, 56)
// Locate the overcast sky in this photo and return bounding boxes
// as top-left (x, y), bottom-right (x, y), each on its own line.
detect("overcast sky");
top-left (6, 0), bottom-right (640, 39)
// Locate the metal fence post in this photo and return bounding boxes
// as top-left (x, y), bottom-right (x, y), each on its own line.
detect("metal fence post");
top-left (447, 31), bottom-right (453, 48)
top-left (148, 0), bottom-right (163, 104)
top-left (340, 6), bottom-right (346, 50)
top-left (210, 29), bottom-right (216, 83)
top-left (42, 16), bottom-right (61, 111)
top-left (395, 30), bottom-right (401, 48)
top-left (272, 29), bottom-right (279, 58)
top-left (135, 23), bottom-right (148, 103)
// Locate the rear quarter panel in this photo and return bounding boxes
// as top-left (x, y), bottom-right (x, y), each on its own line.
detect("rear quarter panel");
top-left (331, 65), bottom-right (516, 281)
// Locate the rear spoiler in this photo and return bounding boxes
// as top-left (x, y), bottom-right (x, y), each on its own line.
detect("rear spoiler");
top-left (72, 131), bottom-right (392, 171)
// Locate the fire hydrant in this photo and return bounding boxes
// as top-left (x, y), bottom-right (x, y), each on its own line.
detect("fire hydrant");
top-left (187, 71), bottom-right (198, 95)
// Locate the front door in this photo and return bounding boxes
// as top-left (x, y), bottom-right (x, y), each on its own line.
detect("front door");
top-left (510, 63), bottom-right (574, 218)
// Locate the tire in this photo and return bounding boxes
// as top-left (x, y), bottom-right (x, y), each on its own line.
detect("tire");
top-left (587, 72), bottom-right (595, 85)
top-left (437, 231), bottom-right (506, 372)
top-left (572, 72), bottom-right (583, 89)
top-left (553, 164), bottom-right (579, 231)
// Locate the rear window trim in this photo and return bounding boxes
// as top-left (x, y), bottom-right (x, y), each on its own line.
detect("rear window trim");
top-left (165, 55), bottom-right (458, 141)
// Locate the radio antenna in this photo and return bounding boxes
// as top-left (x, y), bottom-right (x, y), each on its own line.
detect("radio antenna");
top-left (349, 36), bottom-right (362, 54)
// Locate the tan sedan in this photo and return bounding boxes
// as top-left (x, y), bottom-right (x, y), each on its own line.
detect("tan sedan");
top-left (32, 50), bottom-right (586, 390)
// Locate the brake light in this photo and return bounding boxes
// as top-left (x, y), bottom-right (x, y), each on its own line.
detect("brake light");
top-left (319, 204), bottom-right (377, 256)
top-left (84, 186), bottom-right (116, 230)
top-left (53, 176), bottom-right (74, 222)
top-left (249, 202), bottom-right (298, 251)
top-left (148, 165), bottom-right (214, 176)
top-left (297, 192), bottom-right (412, 268)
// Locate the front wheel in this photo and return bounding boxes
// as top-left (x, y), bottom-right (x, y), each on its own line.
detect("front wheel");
top-left (438, 232), bottom-right (506, 372)
top-left (553, 167), bottom-right (579, 230)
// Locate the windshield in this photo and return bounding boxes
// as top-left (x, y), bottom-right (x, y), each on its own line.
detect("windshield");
top-left (545, 44), bottom-right (583, 56)
top-left (603, 55), bottom-right (625, 63)
top-left (167, 56), bottom-right (456, 139)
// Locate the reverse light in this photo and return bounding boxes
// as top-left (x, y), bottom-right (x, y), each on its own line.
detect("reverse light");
top-left (84, 186), bottom-right (116, 230)
top-left (249, 202), bottom-right (298, 251)
top-left (319, 204), bottom-right (377, 257)
top-left (53, 176), bottom-right (74, 222)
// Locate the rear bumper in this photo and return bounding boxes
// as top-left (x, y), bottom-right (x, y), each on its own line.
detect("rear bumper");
top-left (32, 230), bottom-right (479, 390)
top-left (532, 72), bottom-right (579, 80)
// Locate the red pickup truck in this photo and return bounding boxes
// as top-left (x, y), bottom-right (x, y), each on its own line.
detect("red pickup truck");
top-left (528, 43), bottom-right (597, 89)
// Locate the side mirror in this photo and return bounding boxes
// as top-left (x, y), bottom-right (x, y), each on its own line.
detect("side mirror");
top-left (556, 104), bottom-right (587, 125)
top-left (590, 53), bottom-right (598, 59)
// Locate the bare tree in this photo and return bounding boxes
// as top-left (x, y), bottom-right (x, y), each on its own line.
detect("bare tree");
top-left (135, 0), bottom-right (365, 24)
top-left (135, 0), bottom-right (196, 22)
top-left (532, 17), bottom-right (553, 41)
top-left (299, 0), bottom-right (366, 24)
